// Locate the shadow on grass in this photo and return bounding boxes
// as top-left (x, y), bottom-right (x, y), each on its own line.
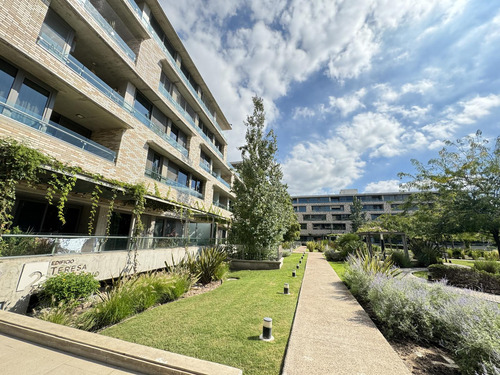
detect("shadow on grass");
top-left (247, 336), bottom-right (261, 341)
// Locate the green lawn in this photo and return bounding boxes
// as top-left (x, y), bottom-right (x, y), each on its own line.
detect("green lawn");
top-left (412, 270), bottom-right (428, 279)
top-left (328, 261), bottom-right (347, 282)
top-left (449, 259), bottom-right (475, 267)
top-left (101, 253), bottom-right (307, 375)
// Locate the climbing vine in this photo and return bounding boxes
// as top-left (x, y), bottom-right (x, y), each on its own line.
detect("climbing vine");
top-left (0, 139), bottom-right (231, 238)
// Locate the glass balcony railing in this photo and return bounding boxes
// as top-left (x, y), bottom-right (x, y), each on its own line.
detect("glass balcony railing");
top-left (199, 161), bottom-right (211, 174)
top-left (75, 0), bottom-right (136, 62)
top-left (37, 35), bottom-right (189, 160)
top-left (211, 171), bottom-right (231, 189)
top-left (158, 84), bottom-right (224, 159)
top-left (145, 169), bottom-right (203, 199)
top-left (0, 101), bottom-right (116, 162)
top-left (212, 201), bottom-right (229, 211)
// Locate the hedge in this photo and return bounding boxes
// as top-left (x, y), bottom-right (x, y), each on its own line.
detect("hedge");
top-left (428, 264), bottom-right (500, 295)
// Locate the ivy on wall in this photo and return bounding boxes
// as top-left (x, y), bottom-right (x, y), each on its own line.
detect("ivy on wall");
top-left (0, 139), bottom-right (230, 235)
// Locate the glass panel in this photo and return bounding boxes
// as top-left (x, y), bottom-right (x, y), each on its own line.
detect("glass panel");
top-left (151, 107), bottom-right (168, 133)
top-left (0, 59), bottom-right (17, 103)
top-left (160, 72), bottom-right (172, 94)
top-left (191, 177), bottom-right (203, 193)
top-left (177, 169), bottom-right (188, 186)
top-left (40, 8), bottom-right (72, 53)
top-left (134, 91), bottom-right (152, 120)
top-left (167, 163), bottom-right (177, 181)
top-left (151, 152), bottom-right (162, 174)
top-left (15, 79), bottom-right (50, 119)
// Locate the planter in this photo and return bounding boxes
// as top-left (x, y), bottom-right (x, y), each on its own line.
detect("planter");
top-left (229, 258), bottom-right (284, 270)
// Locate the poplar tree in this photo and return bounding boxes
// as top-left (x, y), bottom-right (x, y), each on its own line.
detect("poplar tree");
top-left (230, 97), bottom-right (293, 260)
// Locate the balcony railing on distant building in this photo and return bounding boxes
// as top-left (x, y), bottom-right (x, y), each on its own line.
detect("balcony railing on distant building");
top-left (144, 169), bottom-right (203, 199)
top-left (0, 101), bottom-right (116, 162)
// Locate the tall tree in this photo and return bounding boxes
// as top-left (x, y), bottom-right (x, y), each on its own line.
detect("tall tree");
top-left (400, 131), bottom-right (500, 250)
top-left (350, 197), bottom-right (367, 233)
top-left (230, 97), bottom-right (293, 260)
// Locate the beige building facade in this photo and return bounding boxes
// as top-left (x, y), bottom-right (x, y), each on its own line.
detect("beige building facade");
top-left (0, 0), bottom-right (235, 241)
top-left (292, 189), bottom-right (410, 241)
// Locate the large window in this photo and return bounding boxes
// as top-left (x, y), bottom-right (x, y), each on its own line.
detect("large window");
top-left (191, 176), bottom-right (203, 194)
top-left (167, 162), bottom-right (189, 187)
top-left (0, 59), bottom-right (17, 102)
top-left (170, 124), bottom-right (187, 149)
top-left (150, 15), bottom-right (176, 58)
top-left (134, 91), bottom-right (153, 120)
top-left (15, 78), bottom-right (50, 119)
top-left (293, 206), bottom-right (306, 212)
top-left (39, 8), bottom-right (74, 54)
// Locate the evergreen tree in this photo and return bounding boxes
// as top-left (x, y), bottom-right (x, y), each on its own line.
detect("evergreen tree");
top-left (230, 97), bottom-right (293, 260)
top-left (349, 197), bottom-right (367, 233)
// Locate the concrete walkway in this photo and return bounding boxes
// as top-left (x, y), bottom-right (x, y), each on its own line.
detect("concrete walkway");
top-left (282, 251), bottom-right (410, 375)
top-left (0, 333), bottom-right (139, 375)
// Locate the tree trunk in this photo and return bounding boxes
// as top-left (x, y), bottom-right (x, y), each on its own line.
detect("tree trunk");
top-left (491, 228), bottom-right (500, 252)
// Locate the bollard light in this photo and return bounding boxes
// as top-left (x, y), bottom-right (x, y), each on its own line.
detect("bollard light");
top-left (299, 259), bottom-right (302, 264)
top-left (284, 283), bottom-right (289, 295)
top-left (296, 264), bottom-right (300, 269)
top-left (259, 317), bottom-right (274, 341)
top-left (292, 270), bottom-right (296, 277)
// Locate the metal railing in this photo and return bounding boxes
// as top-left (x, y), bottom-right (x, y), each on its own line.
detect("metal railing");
top-left (144, 169), bottom-right (203, 199)
top-left (75, 0), bottom-right (136, 61)
top-left (0, 101), bottom-right (116, 162)
top-left (0, 234), bottom-right (219, 258)
top-left (199, 161), bottom-right (211, 174)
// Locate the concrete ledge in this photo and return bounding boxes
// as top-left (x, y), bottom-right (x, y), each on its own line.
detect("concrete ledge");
top-left (0, 310), bottom-right (242, 375)
top-left (229, 258), bottom-right (283, 270)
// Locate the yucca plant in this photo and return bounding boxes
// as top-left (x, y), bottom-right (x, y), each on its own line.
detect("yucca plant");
top-left (349, 248), bottom-right (401, 277)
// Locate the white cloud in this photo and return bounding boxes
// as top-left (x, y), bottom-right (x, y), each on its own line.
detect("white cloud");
top-left (401, 79), bottom-right (434, 95)
top-left (159, 0), bottom-right (462, 159)
top-left (364, 180), bottom-right (401, 193)
top-left (327, 88), bottom-right (367, 117)
top-left (452, 94), bottom-right (500, 124)
top-left (292, 107), bottom-right (316, 119)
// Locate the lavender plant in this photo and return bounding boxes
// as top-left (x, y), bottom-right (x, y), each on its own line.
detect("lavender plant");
top-left (344, 256), bottom-right (500, 374)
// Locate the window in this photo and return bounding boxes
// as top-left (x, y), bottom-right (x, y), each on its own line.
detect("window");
top-left (151, 107), bottom-right (168, 133)
top-left (339, 196), bottom-right (353, 202)
top-left (160, 72), bottom-right (172, 95)
top-left (0, 59), bottom-right (17, 102)
top-left (362, 204), bottom-right (384, 211)
top-left (170, 124), bottom-right (187, 148)
top-left (311, 206), bottom-right (332, 212)
top-left (134, 91), bottom-right (153, 120)
top-left (15, 78), bottom-right (50, 119)
top-left (300, 223), bottom-right (307, 230)
top-left (150, 16), bottom-right (176, 58)
top-left (293, 206), bottom-right (306, 212)
top-left (303, 214), bottom-right (326, 221)
top-left (191, 176), bottom-right (203, 194)
top-left (39, 8), bottom-right (73, 54)
top-left (167, 162), bottom-right (189, 187)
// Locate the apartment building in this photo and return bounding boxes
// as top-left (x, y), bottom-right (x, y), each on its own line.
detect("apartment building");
top-left (0, 0), bottom-right (235, 242)
top-left (292, 189), bottom-right (410, 241)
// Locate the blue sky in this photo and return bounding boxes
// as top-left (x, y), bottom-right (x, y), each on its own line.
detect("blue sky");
top-left (160, 0), bottom-right (500, 195)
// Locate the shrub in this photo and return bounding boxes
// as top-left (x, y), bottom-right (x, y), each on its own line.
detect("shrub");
top-left (473, 260), bottom-right (499, 274)
top-left (344, 263), bottom-right (500, 374)
top-left (390, 250), bottom-right (412, 268)
top-left (78, 272), bottom-right (190, 331)
top-left (335, 233), bottom-right (365, 260)
top-left (324, 250), bottom-right (343, 262)
top-left (34, 303), bottom-right (74, 326)
top-left (452, 248), bottom-right (465, 259)
top-left (306, 241), bottom-right (316, 252)
top-left (40, 272), bottom-right (100, 305)
top-left (316, 242), bottom-right (325, 252)
top-left (484, 250), bottom-right (499, 261)
top-left (281, 250), bottom-right (292, 257)
top-left (428, 264), bottom-right (500, 294)
top-left (409, 238), bottom-right (441, 267)
top-left (471, 250), bottom-right (484, 260)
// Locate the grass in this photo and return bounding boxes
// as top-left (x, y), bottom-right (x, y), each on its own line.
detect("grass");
top-left (449, 259), bottom-right (475, 267)
top-left (328, 261), bottom-right (347, 282)
top-left (412, 270), bottom-right (428, 279)
top-left (101, 253), bottom-right (307, 375)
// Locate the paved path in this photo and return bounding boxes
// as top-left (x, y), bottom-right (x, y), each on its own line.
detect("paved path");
top-left (282, 251), bottom-right (410, 375)
top-left (0, 333), bottom-right (138, 375)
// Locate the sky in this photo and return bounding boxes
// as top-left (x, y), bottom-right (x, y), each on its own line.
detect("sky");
top-left (159, 0), bottom-right (500, 196)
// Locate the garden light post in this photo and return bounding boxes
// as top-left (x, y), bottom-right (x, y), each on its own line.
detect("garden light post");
top-left (292, 270), bottom-right (296, 277)
top-left (284, 283), bottom-right (289, 295)
top-left (259, 317), bottom-right (274, 341)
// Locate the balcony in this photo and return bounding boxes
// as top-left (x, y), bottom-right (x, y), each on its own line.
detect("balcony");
top-left (0, 101), bottom-right (116, 162)
top-left (159, 84), bottom-right (224, 159)
top-left (37, 35), bottom-right (189, 159)
top-left (211, 171), bottom-right (231, 189)
top-left (145, 169), bottom-right (203, 199)
top-left (212, 201), bottom-right (231, 211)
top-left (75, 0), bottom-right (136, 62)
top-left (199, 160), bottom-right (211, 174)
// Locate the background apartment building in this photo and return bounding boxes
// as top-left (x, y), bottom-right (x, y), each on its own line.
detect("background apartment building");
top-left (292, 189), bottom-right (410, 241)
top-left (0, 0), bottom-right (235, 243)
